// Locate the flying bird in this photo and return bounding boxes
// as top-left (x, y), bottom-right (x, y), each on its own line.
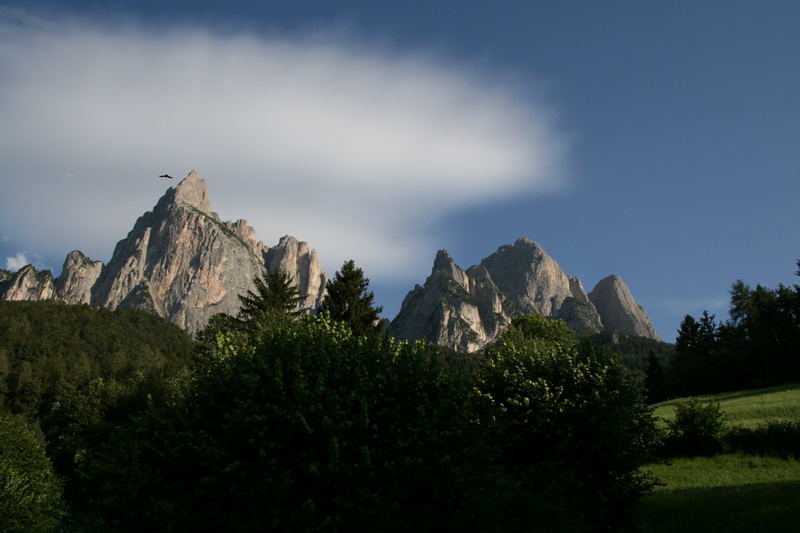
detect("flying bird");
top-left (159, 174), bottom-right (174, 179)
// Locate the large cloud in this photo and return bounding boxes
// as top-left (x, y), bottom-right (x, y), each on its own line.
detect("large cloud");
top-left (0, 9), bottom-right (566, 278)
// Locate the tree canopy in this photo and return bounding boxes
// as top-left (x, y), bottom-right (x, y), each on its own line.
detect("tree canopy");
top-left (60, 312), bottom-right (656, 532)
top-left (0, 301), bottom-right (192, 417)
top-left (319, 260), bottom-right (383, 336)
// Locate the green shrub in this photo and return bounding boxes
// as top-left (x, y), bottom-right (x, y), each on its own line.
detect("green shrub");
top-left (0, 412), bottom-right (64, 533)
top-left (723, 420), bottom-right (800, 458)
top-left (474, 314), bottom-right (657, 530)
top-left (664, 398), bottom-right (727, 456)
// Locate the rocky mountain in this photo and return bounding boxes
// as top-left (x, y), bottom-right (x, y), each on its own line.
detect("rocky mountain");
top-left (1, 171), bottom-right (327, 336)
top-left (389, 238), bottom-right (659, 352)
top-left (588, 275), bottom-right (660, 340)
top-left (1, 264), bottom-right (57, 302)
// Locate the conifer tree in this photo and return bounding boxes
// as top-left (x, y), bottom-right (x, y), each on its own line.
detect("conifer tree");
top-left (319, 260), bottom-right (383, 336)
top-left (238, 268), bottom-right (303, 330)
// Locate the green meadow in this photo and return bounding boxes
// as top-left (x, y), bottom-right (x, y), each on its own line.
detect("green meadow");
top-left (651, 383), bottom-right (800, 429)
top-left (641, 384), bottom-right (800, 532)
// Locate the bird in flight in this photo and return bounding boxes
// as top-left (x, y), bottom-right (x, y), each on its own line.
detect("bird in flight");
top-left (159, 174), bottom-right (174, 179)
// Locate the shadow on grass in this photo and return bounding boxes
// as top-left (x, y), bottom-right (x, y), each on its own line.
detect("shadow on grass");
top-left (640, 480), bottom-right (800, 533)
top-left (696, 383), bottom-right (800, 403)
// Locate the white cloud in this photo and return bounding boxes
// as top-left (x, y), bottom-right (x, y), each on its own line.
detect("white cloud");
top-left (5, 252), bottom-right (28, 271)
top-left (0, 11), bottom-right (567, 279)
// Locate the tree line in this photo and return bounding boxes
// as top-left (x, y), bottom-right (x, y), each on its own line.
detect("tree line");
top-left (645, 260), bottom-right (800, 401)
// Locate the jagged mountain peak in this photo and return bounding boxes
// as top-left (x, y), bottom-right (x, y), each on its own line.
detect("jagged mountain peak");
top-left (1, 264), bottom-right (55, 301)
top-left (171, 169), bottom-right (213, 213)
top-left (432, 249), bottom-right (458, 272)
top-left (2, 170), bottom-right (328, 336)
top-left (390, 237), bottom-right (660, 351)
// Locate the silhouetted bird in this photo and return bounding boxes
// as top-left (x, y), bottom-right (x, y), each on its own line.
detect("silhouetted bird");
top-left (159, 174), bottom-right (174, 179)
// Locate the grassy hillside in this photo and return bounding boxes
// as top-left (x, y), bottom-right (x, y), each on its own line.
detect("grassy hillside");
top-left (642, 384), bottom-right (800, 532)
top-left (652, 383), bottom-right (800, 428)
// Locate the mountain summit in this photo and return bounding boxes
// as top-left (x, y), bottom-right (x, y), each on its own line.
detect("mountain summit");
top-left (389, 238), bottom-right (659, 352)
top-left (1, 171), bottom-right (327, 336)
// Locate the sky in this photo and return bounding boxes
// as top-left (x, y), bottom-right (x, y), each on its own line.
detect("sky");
top-left (1, 1), bottom-right (798, 341)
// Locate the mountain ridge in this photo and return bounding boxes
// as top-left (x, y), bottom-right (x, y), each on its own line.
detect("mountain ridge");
top-left (2, 172), bottom-right (659, 345)
top-left (389, 238), bottom-right (660, 352)
top-left (1, 170), bottom-right (327, 336)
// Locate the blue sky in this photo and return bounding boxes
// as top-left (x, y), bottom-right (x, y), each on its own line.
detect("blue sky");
top-left (1, 1), bottom-right (798, 341)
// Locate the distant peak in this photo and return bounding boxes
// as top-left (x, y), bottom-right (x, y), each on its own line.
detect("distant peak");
top-left (173, 170), bottom-right (212, 212)
top-left (433, 249), bottom-right (455, 269)
top-left (595, 274), bottom-right (624, 288)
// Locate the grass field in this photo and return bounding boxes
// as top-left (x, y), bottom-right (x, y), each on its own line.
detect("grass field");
top-left (641, 384), bottom-right (800, 532)
top-left (651, 382), bottom-right (800, 428)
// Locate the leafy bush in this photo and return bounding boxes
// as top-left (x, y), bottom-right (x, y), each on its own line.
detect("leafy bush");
top-left (474, 314), bottom-right (658, 530)
top-left (664, 398), bottom-right (727, 456)
top-left (723, 420), bottom-right (800, 458)
top-left (0, 412), bottom-right (64, 533)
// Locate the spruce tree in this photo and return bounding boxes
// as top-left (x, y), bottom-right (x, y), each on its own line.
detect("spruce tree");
top-left (319, 260), bottom-right (383, 336)
top-left (238, 268), bottom-right (303, 330)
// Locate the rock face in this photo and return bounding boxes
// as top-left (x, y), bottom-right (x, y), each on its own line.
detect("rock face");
top-left (56, 251), bottom-right (104, 304)
top-left (589, 275), bottom-right (661, 341)
top-left (1, 170), bottom-right (328, 336)
top-left (390, 238), bottom-right (658, 352)
top-left (390, 238), bottom-right (604, 352)
top-left (1, 264), bottom-right (56, 301)
top-left (264, 235), bottom-right (328, 312)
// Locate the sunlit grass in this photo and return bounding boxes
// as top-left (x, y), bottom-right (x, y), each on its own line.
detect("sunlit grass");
top-left (652, 382), bottom-right (800, 429)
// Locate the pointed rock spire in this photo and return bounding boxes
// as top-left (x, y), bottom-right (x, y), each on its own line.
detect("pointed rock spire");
top-left (172, 169), bottom-right (213, 213)
top-left (56, 250), bottom-right (103, 304)
top-left (589, 275), bottom-right (660, 340)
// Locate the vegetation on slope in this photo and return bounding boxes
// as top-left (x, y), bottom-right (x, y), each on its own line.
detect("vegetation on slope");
top-left (0, 301), bottom-right (193, 418)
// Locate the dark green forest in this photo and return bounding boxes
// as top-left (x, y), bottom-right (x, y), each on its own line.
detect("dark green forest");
top-left (0, 301), bottom-right (193, 417)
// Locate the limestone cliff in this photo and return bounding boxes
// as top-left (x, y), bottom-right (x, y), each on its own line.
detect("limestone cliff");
top-left (390, 238), bottom-right (605, 352)
top-left (1, 264), bottom-right (57, 301)
top-left (1, 170), bottom-right (327, 336)
top-left (589, 275), bottom-right (661, 341)
top-left (390, 238), bottom-right (658, 352)
top-left (56, 251), bottom-right (104, 304)
top-left (264, 235), bottom-right (328, 312)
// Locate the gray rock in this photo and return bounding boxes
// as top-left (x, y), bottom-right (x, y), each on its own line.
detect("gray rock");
top-left (390, 238), bottom-right (662, 352)
top-left (1, 264), bottom-right (56, 301)
top-left (589, 275), bottom-right (661, 341)
top-left (2, 170), bottom-right (328, 337)
top-left (390, 238), bottom-right (606, 352)
top-left (56, 250), bottom-right (103, 304)
top-left (89, 170), bottom-right (327, 336)
top-left (264, 235), bottom-right (328, 312)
